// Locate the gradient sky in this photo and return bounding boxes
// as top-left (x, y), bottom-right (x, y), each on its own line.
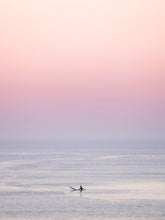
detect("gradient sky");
top-left (0, 0), bottom-right (165, 140)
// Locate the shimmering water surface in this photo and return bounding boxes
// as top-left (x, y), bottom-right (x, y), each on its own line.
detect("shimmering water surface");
top-left (0, 140), bottom-right (165, 220)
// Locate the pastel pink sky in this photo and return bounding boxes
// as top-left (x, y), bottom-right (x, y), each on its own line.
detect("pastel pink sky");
top-left (0, 0), bottom-right (165, 139)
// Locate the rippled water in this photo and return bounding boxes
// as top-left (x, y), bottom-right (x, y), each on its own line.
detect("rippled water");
top-left (0, 140), bottom-right (165, 220)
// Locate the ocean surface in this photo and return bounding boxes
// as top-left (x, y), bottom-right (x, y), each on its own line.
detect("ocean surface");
top-left (0, 140), bottom-right (165, 220)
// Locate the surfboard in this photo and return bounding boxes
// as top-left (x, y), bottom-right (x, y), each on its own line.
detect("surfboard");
top-left (69, 186), bottom-right (86, 191)
top-left (69, 186), bottom-right (79, 191)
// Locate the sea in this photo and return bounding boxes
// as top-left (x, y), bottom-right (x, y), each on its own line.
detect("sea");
top-left (0, 139), bottom-right (165, 220)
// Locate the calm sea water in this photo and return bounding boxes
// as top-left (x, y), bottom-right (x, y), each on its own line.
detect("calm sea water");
top-left (0, 140), bottom-right (165, 220)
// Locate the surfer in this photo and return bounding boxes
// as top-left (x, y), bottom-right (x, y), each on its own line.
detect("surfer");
top-left (69, 185), bottom-right (86, 191)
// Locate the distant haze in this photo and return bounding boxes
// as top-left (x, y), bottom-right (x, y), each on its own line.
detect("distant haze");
top-left (0, 0), bottom-right (165, 140)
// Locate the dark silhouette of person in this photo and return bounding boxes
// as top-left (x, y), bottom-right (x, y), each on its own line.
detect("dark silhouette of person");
top-left (79, 185), bottom-right (83, 192)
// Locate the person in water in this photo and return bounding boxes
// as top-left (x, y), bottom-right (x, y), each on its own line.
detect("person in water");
top-left (79, 185), bottom-right (83, 191)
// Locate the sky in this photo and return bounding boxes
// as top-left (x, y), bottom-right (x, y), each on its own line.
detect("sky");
top-left (0, 0), bottom-right (165, 140)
